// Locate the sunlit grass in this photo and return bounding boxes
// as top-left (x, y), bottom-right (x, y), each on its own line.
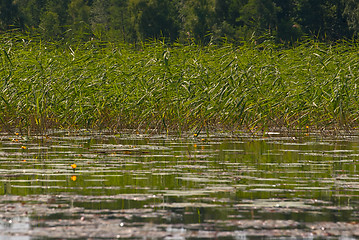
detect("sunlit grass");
top-left (1, 32), bottom-right (359, 134)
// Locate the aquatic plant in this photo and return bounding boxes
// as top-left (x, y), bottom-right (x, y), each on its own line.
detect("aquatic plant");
top-left (0, 32), bottom-right (358, 134)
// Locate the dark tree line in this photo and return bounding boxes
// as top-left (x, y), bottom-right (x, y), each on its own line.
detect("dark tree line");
top-left (1, 0), bottom-right (359, 43)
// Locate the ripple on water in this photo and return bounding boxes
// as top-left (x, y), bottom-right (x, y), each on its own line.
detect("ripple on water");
top-left (0, 132), bottom-right (359, 239)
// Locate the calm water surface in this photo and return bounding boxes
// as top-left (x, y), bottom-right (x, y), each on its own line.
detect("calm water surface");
top-left (0, 131), bottom-right (359, 239)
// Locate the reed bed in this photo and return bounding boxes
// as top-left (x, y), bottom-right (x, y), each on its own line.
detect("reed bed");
top-left (1, 33), bottom-right (359, 134)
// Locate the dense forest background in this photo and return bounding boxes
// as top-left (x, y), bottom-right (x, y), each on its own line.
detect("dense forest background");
top-left (1, 0), bottom-right (359, 43)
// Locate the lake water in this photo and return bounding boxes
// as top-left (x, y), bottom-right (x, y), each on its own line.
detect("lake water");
top-left (0, 130), bottom-right (359, 239)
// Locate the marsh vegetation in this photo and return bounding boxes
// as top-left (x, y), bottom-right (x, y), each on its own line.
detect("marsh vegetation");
top-left (1, 33), bottom-right (359, 133)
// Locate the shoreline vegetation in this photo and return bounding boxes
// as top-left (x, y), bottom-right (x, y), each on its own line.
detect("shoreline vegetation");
top-left (1, 32), bottom-right (359, 135)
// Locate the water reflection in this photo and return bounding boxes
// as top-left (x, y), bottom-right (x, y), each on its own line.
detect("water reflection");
top-left (0, 216), bottom-right (30, 240)
top-left (0, 131), bottom-right (359, 238)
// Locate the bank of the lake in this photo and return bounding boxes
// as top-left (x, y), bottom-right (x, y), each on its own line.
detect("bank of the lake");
top-left (1, 34), bottom-right (359, 134)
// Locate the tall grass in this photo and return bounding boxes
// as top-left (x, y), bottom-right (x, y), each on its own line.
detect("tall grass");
top-left (1, 32), bottom-right (359, 134)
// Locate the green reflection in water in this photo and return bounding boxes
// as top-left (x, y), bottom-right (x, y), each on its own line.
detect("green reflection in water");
top-left (0, 132), bottom-right (359, 239)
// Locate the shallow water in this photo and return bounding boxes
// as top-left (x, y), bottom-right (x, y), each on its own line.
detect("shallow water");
top-left (0, 131), bottom-right (359, 239)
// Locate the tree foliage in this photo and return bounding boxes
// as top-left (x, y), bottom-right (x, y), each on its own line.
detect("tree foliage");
top-left (344, 0), bottom-right (359, 35)
top-left (1, 0), bottom-right (357, 43)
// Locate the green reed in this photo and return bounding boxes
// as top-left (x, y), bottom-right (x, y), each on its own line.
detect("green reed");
top-left (1, 32), bottom-right (358, 134)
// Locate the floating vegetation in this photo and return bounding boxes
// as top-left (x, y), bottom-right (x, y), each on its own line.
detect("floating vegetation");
top-left (1, 132), bottom-right (359, 238)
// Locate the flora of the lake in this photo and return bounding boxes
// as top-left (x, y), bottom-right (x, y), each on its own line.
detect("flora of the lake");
top-left (1, 130), bottom-right (359, 239)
